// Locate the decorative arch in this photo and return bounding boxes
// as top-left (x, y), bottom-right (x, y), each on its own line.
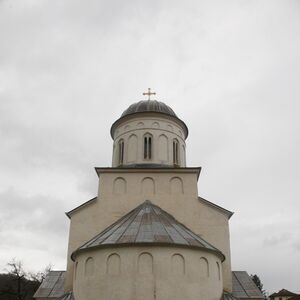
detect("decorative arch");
top-left (152, 122), bottom-right (160, 128)
top-left (158, 134), bottom-right (168, 161)
top-left (138, 252), bottom-right (153, 275)
top-left (124, 124), bottom-right (131, 131)
top-left (127, 134), bottom-right (138, 162)
top-left (137, 122), bottom-right (144, 128)
top-left (171, 253), bottom-right (185, 275)
top-left (167, 124), bottom-right (173, 132)
top-left (199, 257), bottom-right (209, 277)
top-left (170, 177), bottom-right (184, 194)
top-left (141, 177), bottom-right (155, 195)
top-left (85, 257), bottom-right (94, 276)
top-left (113, 177), bottom-right (126, 195)
top-left (107, 253), bottom-right (121, 275)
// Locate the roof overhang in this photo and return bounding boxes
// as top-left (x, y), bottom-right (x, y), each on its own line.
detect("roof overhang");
top-left (71, 242), bottom-right (225, 262)
top-left (65, 197), bottom-right (97, 219)
top-left (110, 111), bottom-right (189, 140)
top-left (95, 167), bottom-right (202, 180)
top-left (199, 197), bottom-right (234, 219)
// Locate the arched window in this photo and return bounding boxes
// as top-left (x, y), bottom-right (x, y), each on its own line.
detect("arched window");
top-left (118, 139), bottom-right (124, 165)
top-left (173, 139), bottom-right (179, 165)
top-left (144, 134), bottom-right (152, 160)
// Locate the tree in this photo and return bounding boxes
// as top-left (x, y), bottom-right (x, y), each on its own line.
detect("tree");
top-left (251, 274), bottom-right (268, 299)
top-left (0, 259), bottom-right (51, 300)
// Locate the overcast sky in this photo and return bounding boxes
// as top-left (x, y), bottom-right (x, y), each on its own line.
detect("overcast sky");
top-left (0, 0), bottom-right (299, 295)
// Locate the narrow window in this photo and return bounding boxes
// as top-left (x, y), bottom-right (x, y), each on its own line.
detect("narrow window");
top-left (144, 134), bottom-right (152, 160)
top-left (118, 140), bottom-right (124, 165)
top-left (144, 137), bottom-right (147, 159)
top-left (173, 139), bottom-right (179, 165)
top-left (149, 137), bottom-right (152, 159)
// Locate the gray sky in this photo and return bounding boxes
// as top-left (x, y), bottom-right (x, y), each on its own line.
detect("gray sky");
top-left (0, 0), bottom-right (299, 295)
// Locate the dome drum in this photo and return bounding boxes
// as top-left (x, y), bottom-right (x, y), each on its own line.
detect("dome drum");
top-left (111, 100), bottom-right (188, 139)
top-left (111, 101), bottom-right (188, 168)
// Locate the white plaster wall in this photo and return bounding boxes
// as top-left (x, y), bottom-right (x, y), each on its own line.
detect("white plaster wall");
top-left (112, 115), bottom-right (187, 167)
top-left (73, 246), bottom-right (223, 300)
top-left (65, 170), bottom-right (232, 293)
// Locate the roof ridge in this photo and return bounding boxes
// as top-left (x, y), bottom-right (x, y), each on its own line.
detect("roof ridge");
top-left (154, 205), bottom-right (188, 245)
top-left (133, 201), bottom-right (147, 243)
top-left (115, 203), bottom-right (143, 244)
top-left (150, 203), bottom-right (173, 243)
top-left (149, 202), bottom-right (221, 252)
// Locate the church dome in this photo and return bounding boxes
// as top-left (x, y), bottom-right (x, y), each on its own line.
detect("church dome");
top-left (121, 100), bottom-right (177, 118)
top-left (111, 99), bottom-right (188, 139)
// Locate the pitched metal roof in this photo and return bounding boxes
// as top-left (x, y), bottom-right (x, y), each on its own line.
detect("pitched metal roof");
top-left (232, 271), bottom-right (264, 299)
top-left (121, 100), bottom-right (177, 118)
top-left (72, 200), bottom-right (224, 261)
top-left (33, 271), bottom-right (65, 298)
top-left (270, 289), bottom-right (298, 297)
top-left (221, 291), bottom-right (239, 300)
top-left (110, 100), bottom-right (189, 138)
top-left (56, 291), bottom-right (74, 300)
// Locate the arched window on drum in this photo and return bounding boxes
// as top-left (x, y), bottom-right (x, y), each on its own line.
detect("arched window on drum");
top-left (118, 139), bottom-right (124, 165)
top-left (144, 134), bottom-right (152, 160)
top-left (173, 139), bottom-right (179, 166)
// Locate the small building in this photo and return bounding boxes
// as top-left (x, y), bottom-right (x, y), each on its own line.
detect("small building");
top-left (270, 289), bottom-right (298, 300)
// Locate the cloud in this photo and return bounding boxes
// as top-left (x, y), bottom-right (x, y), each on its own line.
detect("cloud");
top-left (0, 0), bottom-right (299, 292)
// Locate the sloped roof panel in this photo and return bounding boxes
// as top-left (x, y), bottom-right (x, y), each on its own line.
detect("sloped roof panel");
top-left (232, 271), bottom-right (264, 299)
top-left (33, 271), bottom-right (65, 298)
top-left (72, 200), bottom-right (224, 261)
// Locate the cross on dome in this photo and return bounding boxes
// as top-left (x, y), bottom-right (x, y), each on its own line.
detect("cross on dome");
top-left (143, 88), bottom-right (156, 100)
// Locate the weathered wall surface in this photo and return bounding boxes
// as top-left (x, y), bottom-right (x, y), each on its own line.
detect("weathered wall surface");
top-left (65, 170), bottom-right (232, 293)
top-left (112, 115), bottom-right (186, 167)
top-left (73, 246), bottom-right (223, 300)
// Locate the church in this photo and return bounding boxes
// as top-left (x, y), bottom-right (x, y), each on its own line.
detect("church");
top-left (34, 90), bottom-right (264, 300)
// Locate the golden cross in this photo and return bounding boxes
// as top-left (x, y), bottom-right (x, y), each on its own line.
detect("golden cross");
top-left (143, 88), bottom-right (156, 100)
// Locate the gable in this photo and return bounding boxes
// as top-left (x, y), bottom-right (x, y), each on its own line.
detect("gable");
top-left (198, 197), bottom-right (234, 220)
top-left (66, 197), bottom-right (97, 219)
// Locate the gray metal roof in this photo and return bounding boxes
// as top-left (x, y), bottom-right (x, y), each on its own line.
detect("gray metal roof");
top-left (110, 100), bottom-right (189, 138)
top-left (72, 200), bottom-right (224, 261)
top-left (56, 291), bottom-right (74, 300)
top-left (34, 269), bottom-right (264, 300)
top-left (232, 271), bottom-right (264, 299)
top-left (33, 271), bottom-right (66, 299)
top-left (221, 291), bottom-right (239, 300)
top-left (121, 100), bottom-right (177, 118)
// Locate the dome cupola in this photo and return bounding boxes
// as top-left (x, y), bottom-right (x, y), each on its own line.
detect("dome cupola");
top-left (111, 90), bottom-right (188, 168)
top-left (121, 100), bottom-right (178, 118)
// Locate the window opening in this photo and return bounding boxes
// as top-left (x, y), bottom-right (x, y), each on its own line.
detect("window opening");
top-left (144, 135), bottom-right (152, 159)
top-left (173, 139), bottom-right (179, 165)
top-left (118, 140), bottom-right (124, 165)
